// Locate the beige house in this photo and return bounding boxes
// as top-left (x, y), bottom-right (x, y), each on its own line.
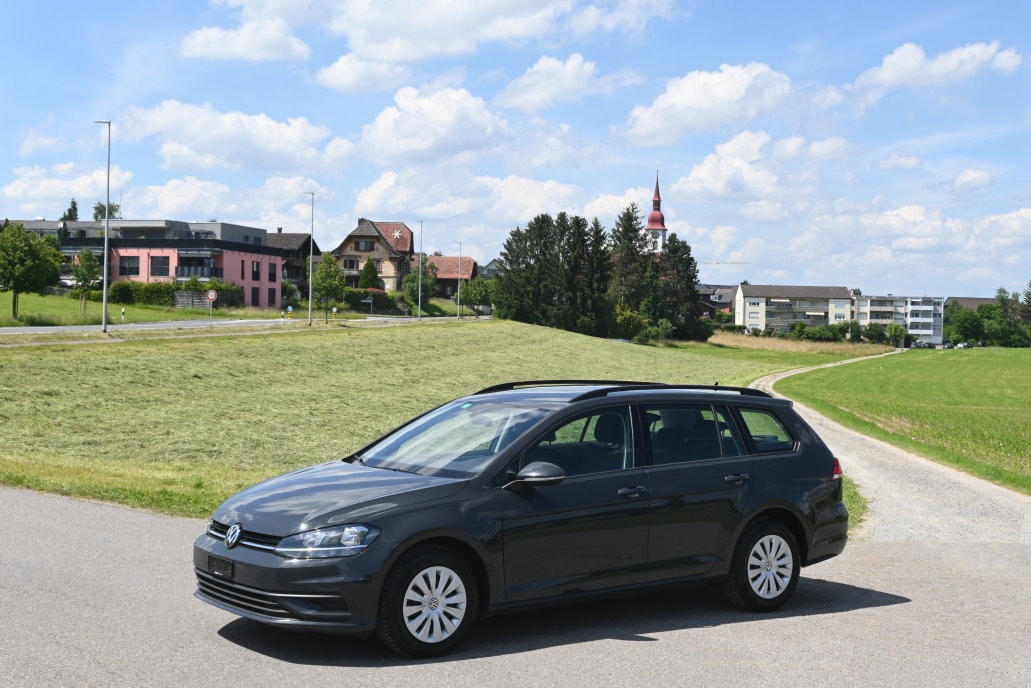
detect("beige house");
top-left (329, 219), bottom-right (414, 291)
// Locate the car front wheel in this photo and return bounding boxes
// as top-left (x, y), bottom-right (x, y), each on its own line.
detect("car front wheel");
top-left (377, 546), bottom-right (478, 657)
top-left (723, 520), bottom-right (800, 611)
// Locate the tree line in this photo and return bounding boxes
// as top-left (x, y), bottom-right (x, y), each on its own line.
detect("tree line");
top-left (491, 203), bottom-right (711, 342)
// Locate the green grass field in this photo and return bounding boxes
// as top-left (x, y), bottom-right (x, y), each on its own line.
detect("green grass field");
top-left (0, 319), bottom-right (872, 519)
top-left (777, 347), bottom-right (1031, 494)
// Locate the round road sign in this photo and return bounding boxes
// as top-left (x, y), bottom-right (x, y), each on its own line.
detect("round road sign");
top-left (206, 290), bottom-right (217, 301)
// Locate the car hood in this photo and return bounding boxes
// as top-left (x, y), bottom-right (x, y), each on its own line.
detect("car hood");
top-left (213, 460), bottom-right (465, 536)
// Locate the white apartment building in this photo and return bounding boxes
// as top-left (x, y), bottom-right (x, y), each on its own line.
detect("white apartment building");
top-left (734, 284), bottom-right (853, 332)
top-left (854, 295), bottom-right (944, 344)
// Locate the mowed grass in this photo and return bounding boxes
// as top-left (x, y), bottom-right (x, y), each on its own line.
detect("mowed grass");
top-left (777, 347), bottom-right (1031, 494)
top-left (0, 290), bottom-right (281, 327)
top-left (0, 319), bottom-right (871, 518)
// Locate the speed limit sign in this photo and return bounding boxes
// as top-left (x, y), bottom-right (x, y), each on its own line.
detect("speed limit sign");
top-left (206, 290), bottom-right (217, 301)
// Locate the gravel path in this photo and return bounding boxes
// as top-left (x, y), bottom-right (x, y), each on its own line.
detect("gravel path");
top-left (752, 357), bottom-right (1031, 545)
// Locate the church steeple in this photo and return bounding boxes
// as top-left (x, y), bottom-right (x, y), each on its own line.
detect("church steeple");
top-left (645, 172), bottom-right (667, 252)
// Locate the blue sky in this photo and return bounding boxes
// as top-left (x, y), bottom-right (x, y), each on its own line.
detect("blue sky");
top-left (2, 0), bottom-right (1028, 297)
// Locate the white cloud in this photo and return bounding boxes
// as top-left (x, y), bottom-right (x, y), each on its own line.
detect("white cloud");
top-left (121, 100), bottom-right (340, 171)
top-left (952, 168), bottom-right (993, 193)
top-left (326, 1), bottom-right (677, 63)
top-left (359, 87), bottom-right (509, 162)
top-left (315, 54), bottom-right (411, 94)
top-left (812, 85), bottom-right (843, 109)
top-left (740, 200), bottom-right (786, 221)
top-left (878, 151), bottom-right (921, 170)
top-left (583, 187), bottom-right (652, 224)
top-left (674, 131), bottom-right (781, 198)
top-left (477, 175), bottom-right (582, 224)
top-left (970, 208), bottom-right (1031, 251)
top-left (495, 54), bottom-right (642, 113)
top-left (772, 136), bottom-right (806, 160)
top-left (808, 137), bottom-right (850, 159)
top-left (624, 63), bottom-right (791, 144)
top-left (2, 164), bottom-right (133, 210)
top-left (851, 41), bottom-right (1023, 109)
top-left (130, 176), bottom-right (233, 218)
top-left (180, 18), bottom-right (310, 61)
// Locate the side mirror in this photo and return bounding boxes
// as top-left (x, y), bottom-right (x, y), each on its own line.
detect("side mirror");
top-left (504, 461), bottom-right (566, 489)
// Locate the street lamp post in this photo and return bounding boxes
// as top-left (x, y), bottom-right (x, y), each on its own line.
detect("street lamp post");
top-left (456, 240), bottom-right (462, 320)
top-left (305, 191), bottom-right (314, 326)
top-left (417, 220), bottom-right (423, 321)
top-left (94, 120), bottom-right (111, 333)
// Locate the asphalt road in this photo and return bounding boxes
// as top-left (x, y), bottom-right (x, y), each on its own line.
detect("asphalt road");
top-left (1, 373), bottom-right (1029, 686)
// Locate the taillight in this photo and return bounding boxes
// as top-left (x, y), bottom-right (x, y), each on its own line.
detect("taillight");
top-left (832, 457), bottom-right (843, 480)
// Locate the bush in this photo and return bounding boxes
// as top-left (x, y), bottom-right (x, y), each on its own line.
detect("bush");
top-left (342, 287), bottom-right (396, 311)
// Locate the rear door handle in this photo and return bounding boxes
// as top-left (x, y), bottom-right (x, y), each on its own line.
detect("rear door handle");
top-left (724, 473), bottom-right (750, 484)
top-left (617, 486), bottom-right (647, 497)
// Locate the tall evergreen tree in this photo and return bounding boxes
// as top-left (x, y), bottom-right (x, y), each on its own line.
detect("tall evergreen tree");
top-left (609, 203), bottom-right (650, 311)
top-left (582, 218), bottom-right (613, 337)
top-left (655, 233), bottom-right (706, 340)
top-left (496, 214), bottom-right (560, 325)
top-left (60, 198), bottom-right (79, 221)
top-left (358, 258), bottom-right (381, 289)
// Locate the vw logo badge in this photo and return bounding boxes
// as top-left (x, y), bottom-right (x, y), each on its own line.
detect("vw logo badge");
top-left (225, 523), bottom-right (242, 549)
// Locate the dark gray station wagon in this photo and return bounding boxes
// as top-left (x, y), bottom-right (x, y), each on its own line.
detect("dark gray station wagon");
top-left (194, 381), bottom-right (848, 657)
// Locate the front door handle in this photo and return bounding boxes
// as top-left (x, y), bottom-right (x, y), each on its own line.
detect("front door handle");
top-left (724, 473), bottom-right (750, 484)
top-left (617, 485), bottom-right (646, 497)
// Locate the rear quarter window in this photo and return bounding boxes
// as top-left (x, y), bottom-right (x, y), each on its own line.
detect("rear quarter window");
top-left (738, 408), bottom-right (796, 454)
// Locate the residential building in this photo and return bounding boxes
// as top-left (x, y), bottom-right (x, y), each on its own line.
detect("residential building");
top-left (427, 255), bottom-right (477, 298)
top-left (23, 219), bottom-right (284, 308)
top-left (266, 228), bottom-right (322, 299)
top-left (480, 258), bottom-right (503, 279)
top-left (854, 294), bottom-right (944, 344)
top-left (734, 284), bottom-right (853, 332)
top-left (329, 219), bottom-right (414, 291)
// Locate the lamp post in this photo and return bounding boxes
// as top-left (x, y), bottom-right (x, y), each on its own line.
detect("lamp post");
top-left (417, 220), bottom-right (423, 321)
top-left (456, 240), bottom-right (462, 320)
top-left (94, 120), bottom-right (111, 333)
top-left (305, 191), bottom-right (314, 326)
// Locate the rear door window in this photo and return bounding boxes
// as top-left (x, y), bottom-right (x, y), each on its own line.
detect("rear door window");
top-left (737, 408), bottom-right (796, 453)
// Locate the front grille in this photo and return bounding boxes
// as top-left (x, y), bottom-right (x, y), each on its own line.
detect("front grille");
top-left (196, 570), bottom-right (294, 619)
top-left (208, 520), bottom-right (280, 551)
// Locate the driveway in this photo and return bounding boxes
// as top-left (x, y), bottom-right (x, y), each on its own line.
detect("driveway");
top-left (1, 372), bottom-right (1029, 686)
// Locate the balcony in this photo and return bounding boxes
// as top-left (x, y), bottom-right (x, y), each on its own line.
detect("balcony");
top-left (176, 266), bottom-right (224, 279)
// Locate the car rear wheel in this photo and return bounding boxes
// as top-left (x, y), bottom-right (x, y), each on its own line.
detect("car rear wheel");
top-left (723, 520), bottom-right (800, 611)
top-left (377, 546), bottom-right (478, 657)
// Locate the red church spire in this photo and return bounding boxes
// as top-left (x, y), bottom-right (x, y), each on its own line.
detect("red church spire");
top-left (645, 172), bottom-right (667, 252)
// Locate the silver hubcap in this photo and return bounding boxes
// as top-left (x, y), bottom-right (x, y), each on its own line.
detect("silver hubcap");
top-left (747, 534), bottom-right (794, 599)
top-left (402, 565), bottom-right (468, 644)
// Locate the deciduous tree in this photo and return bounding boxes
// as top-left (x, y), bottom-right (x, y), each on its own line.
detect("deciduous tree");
top-left (0, 222), bottom-right (63, 319)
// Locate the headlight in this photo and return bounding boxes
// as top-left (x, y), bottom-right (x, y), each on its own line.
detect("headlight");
top-left (274, 524), bottom-right (381, 559)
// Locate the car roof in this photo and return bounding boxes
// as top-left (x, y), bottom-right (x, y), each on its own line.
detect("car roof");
top-left (469, 381), bottom-right (784, 407)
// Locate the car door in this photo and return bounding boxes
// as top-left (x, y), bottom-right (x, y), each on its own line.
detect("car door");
top-left (500, 406), bottom-right (650, 603)
top-left (641, 403), bottom-right (757, 582)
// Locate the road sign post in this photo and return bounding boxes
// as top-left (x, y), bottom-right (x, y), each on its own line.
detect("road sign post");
top-left (206, 290), bottom-right (217, 325)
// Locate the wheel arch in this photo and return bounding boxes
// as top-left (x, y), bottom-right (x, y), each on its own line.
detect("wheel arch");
top-left (381, 533), bottom-right (493, 614)
top-left (743, 506), bottom-right (809, 564)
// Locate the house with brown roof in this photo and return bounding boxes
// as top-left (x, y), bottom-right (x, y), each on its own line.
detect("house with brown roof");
top-left (266, 228), bottom-right (321, 297)
top-left (329, 219), bottom-right (414, 291)
top-left (426, 255), bottom-right (477, 298)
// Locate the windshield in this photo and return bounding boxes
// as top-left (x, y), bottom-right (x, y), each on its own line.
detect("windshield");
top-left (358, 399), bottom-right (551, 478)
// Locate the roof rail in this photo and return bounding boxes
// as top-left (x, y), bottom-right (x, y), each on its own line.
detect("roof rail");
top-left (473, 380), bottom-right (772, 400)
top-left (570, 383), bottom-right (772, 402)
top-left (474, 380), bottom-right (662, 395)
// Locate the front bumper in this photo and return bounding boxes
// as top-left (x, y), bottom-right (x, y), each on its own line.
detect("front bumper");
top-left (192, 532), bottom-right (385, 634)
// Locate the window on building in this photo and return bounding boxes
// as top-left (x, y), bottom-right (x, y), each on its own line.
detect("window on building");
top-left (835, 314), bottom-right (846, 321)
top-left (119, 256), bottom-right (140, 276)
top-left (748, 312), bottom-right (759, 320)
top-left (240, 260), bottom-right (245, 280)
top-left (150, 256), bottom-right (170, 277)
top-left (268, 287), bottom-right (276, 307)
top-left (268, 262), bottom-right (277, 282)
top-left (748, 300), bottom-right (760, 307)
top-left (355, 239), bottom-right (375, 252)
top-left (251, 261), bottom-right (260, 281)
top-left (251, 287), bottom-right (259, 307)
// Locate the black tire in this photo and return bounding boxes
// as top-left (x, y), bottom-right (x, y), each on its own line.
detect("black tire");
top-left (723, 520), bottom-right (800, 612)
top-left (376, 546), bottom-right (478, 658)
